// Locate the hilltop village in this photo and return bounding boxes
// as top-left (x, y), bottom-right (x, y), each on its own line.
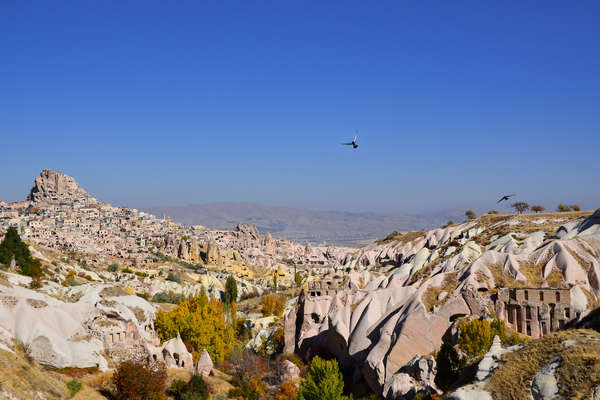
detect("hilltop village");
top-left (0, 169), bottom-right (599, 400)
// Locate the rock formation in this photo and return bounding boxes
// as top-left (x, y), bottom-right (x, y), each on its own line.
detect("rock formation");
top-left (195, 349), bottom-right (213, 376)
top-left (27, 169), bottom-right (97, 204)
top-left (285, 210), bottom-right (600, 396)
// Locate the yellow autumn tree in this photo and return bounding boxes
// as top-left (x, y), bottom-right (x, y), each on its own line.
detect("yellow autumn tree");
top-left (155, 295), bottom-right (235, 363)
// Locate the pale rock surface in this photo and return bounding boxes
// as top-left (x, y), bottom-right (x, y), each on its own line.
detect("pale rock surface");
top-left (280, 359), bottom-right (301, 382)
top-left (531, 357), bottom-right (560, 400)
top-left (195, 349), bottom-right (213, 376)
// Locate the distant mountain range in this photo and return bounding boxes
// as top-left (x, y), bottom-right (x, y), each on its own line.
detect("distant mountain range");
top-left (144, 202), bottom-right (465, 247)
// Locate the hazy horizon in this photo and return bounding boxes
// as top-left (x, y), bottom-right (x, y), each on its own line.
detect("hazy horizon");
top-left (2, 2), bottom-right (599, 213)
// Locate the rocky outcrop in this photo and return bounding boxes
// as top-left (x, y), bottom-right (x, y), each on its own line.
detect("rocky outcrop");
top-left (531, 358), bottom-right (560, 400)
top-left (195, 349), bottom-right (213, 376)
top-left (28, 169), bottom-right (97, 204)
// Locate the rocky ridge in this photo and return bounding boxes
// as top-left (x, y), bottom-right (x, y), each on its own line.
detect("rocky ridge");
top-left (285, 210), bottom-right (600, 396)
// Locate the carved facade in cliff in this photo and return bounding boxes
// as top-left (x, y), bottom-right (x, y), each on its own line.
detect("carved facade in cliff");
top-left (496, 287), bottom-right (574, 338)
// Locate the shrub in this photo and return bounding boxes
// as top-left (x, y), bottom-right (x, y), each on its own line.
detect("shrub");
top-left (295, 271), bottom-right (303, 285)
top-left (276, 381), bottom-right (298, 400)
top-left (460, 318), bottom-right (494, 358)
top-left (166, 271), bottom-right (181, 283)
top-left (511, 202), bottom-right (529, 214)
top-left (571, 204), bottom-right (581, 211)
top-left (66, 378), bottom-right (82, 396)
top-left (434, 343), bottom-right (463, 391)
top-left (107, 263), bottom-right (119, 272)
top-left (0, 227), bottom-right (43, 278)
top-left (531, 205), bottom-right (546, 213)
top-left (121, 267), bottom-right (134, 274)
top-left (442, 220), bottom-right (455, 228)
top-left (112, 358), bottom-right (167, 400)
top-left (297, 356), bottom-right (348, 400)
top-left (228, 350), bottom-right (268, 400)
top-left (465, 210), bottom-right (476, 220)
top-left (557, 204), bottom-right (570, 212)
top-left (168, 375), bottom-right (208, 400)
top-left (487, 210), bottom-right (499, 215)
top-left (152, 291), bottom-right (185, 304)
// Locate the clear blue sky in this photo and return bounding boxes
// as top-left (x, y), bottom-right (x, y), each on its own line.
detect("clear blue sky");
top-left (1, 1), bottom-right (599, 213)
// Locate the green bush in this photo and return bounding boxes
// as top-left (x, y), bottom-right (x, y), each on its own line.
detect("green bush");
top-left (151, 291), bottom-right (185, 304)
top-left (66, 378), bottom-right (82, 396)
top-left (0, 227), bottom-right (43, 278)
top-left (297, 356), bottom-right (349, 400)
top-left (465, 210), bottom-right (476, 220)
top-left (107, 263), bottom-right (119, 272)
top-left (168, 376), bottom-right (207, 400)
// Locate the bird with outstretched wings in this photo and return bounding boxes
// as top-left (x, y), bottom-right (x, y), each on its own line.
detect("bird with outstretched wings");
top-left (497, 194), bottom-right (516, 203)
top-left (342, 133), bottom-right (358, 149)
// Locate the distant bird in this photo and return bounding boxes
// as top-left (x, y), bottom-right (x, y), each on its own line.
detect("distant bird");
top-left (342, 133), bottom-right (358, 149)
top-left (497, 194), bottom-right (516, 203)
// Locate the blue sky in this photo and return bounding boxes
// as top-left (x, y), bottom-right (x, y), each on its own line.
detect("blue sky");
top-left (1, 1), bottom-right (599, 213)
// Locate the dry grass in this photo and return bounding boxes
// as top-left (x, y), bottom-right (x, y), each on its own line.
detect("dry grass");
top-left (130, 306), bottom-right (146, 323)
top-left (0, 272), bottom-right (13, 287)
top-left (375, 230), bottom-right (425, 245)
top-left (566, 247), bottom-right (591, 271)
top-left (0, 343), bottom-right (106, 399)
top-left (486, 329), bottom-right (600, 400)
top-left (422, 272), bottom-right (459, 312)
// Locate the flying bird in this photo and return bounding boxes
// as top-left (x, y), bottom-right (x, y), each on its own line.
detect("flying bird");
top-left (342, 133), bottom-right (358, 149)
top-left (497, 194), bottom-right (516, 203)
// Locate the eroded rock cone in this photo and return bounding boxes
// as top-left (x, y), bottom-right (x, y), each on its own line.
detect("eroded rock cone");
top-left (195, 349), bottom-right (213, 376)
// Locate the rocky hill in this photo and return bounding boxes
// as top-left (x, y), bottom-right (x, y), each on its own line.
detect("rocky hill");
top-left (27, 168), bottom-right (97, 204)
top-left (284, 209), bottom-right (600, 398)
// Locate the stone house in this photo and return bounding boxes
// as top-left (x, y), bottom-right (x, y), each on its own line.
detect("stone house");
top-left (496, 287), bottom-right (574, 338)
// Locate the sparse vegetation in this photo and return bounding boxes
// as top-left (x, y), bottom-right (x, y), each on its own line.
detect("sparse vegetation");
top-left (557, 204), bottom-right (570, 212)
top-left (486, 330), bottom-right (600, 400)
top-left (107, 263), bottom-right (119, 272)
top-left (422, 272), bottom-right (459, 312)
top-left (465, 210), bottom-right (476, 220)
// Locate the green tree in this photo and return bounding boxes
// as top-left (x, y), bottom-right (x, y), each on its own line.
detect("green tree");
top-left (66, 378), bottom-right (82, 397)
top-left (273, 271), bottom-right (278, 291)
top-left (435, 343), bottom-right (463, 391)
top-left (297, 356), bottom-right (348, 400)
top-left (465, 210), bottom-right (476, 220)
top-left (295, 271), bottom-right (303, 286)
top-left (225, 276), bottom-right (237, 306)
